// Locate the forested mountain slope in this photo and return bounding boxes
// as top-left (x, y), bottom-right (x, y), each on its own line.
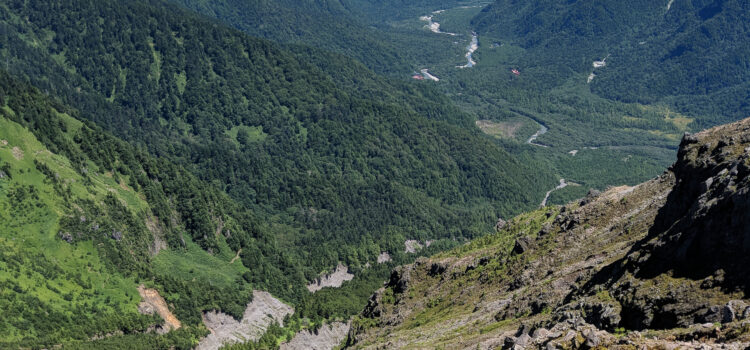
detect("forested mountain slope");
top-left (0, 72), bottom-right (296, 349)
top-left (169, 0), bottom-right (471, 74)
top-left (167, 0), bottom-right (406, 73)
top-left (472, 0), bottom-right (750, 125)
top-left (0, 0), bottom-right (555, 296)
top-left (347, 117), bottom-right (750, 349)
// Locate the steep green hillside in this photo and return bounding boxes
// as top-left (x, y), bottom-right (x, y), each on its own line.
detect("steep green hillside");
top-left (0, 72), bottom-right (303, 348)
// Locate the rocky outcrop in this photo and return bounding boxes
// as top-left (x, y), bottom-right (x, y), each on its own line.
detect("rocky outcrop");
top-left (197, 290), bottom-right (294, 350)
top-left (404, 240), bottom-right (423, 253)
top-left (347, 119), bottom-right (750, 349)
top-left (307, 263), bottom-right (355, 293)
top-left (377, 252), bottom-right (392, 264)
top-left (495, 217), bottom-right (508, 231)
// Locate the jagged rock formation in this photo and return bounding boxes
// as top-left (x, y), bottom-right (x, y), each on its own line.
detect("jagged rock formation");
top-left (307, 263), bottom-right (355, 293)
top-left (281, 321), bottom-right (351, 350)
top-left (346, 119), bottom-right (750, 349)
top-left (197, 291), bottom-right (294, 350)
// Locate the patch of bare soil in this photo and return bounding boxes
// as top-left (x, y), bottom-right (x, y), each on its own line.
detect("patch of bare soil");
top-left (230, 249), bottom-right (242, 264)
top-left (475, 120), bottom-right (524, 138)
top-left (11, 146), bottom-right (23, 160)
top-left (137, 285), bottom-right (181, 332)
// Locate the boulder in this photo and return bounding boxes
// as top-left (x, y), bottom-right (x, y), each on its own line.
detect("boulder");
top-left (495, 217), bottom-right (508, 231)
top-left (701, 306), bottom-right (722, 324)
top-left (582, 329), bottom-right (600, 349)
top-left (682, 132), bottom-right (699, 144)
top-left (503, 332), bottom-right (532, 349)
top-left (58, 231), bottom-right (73, 243)
top-left (580, 188), bottom-right (602, 205)
top-left (111, 230), bottom-right (123, 241)
top-left (722, 300), bottom-right (748, 323)
top-left (513, 236), bottom-right (532, 255)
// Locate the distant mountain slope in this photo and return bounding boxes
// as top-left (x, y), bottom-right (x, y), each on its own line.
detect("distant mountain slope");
top-left (0, 0), bottom-right (555, 296)
top-left (169, 0), bottom-right (470, 74)
top-left (471, 0), bottom-right (750, 124)
top-left (167, 0), bottom-right (408, 73)
top-left (0, 72), bottom-right (299, 349)
top-left (347, 118), bottom-right (750, 348)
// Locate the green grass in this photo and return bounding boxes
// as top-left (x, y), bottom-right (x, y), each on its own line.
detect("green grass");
top-left (0, 116), bottom-right (144, 343)
top-left (152, 235), bottom-right (249, 289)
top-left (225, 125), bottom-right (268, 146)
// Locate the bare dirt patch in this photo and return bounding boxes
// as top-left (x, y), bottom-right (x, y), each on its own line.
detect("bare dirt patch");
top-left (475, 120), bottom-right (523, 138)
top-left (137, 285), bottom-right (181, 332)
top-left (119, 180), bottom-right (130, 191)
top-left (11, 146), bottom-right (23, 160)
top-left (377, 252), bottom-right (392, 264)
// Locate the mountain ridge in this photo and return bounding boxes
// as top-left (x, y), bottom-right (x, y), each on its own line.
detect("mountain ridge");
top-left (347, 117), bottom-right (750, 349)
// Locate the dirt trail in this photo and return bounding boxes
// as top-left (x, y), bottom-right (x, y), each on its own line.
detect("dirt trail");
top-left (229, 249), bottom-right (242, 264)
top-left (137, 285), bottom-right (181, 331)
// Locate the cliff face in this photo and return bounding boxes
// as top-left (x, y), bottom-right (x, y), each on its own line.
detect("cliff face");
top-left (346, 119), bottom-right (750, 349)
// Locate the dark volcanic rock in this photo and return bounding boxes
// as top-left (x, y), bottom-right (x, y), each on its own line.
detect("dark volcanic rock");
top-left (513, 236), bottom-right (532, 255)
top-left (428, 262), bottom-right (447, 277)
top-left (387, 266), bottom-right (411, 294)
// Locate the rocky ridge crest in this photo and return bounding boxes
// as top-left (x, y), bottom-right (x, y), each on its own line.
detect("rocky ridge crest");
top-left (346, 118), bottom-right (750, 349)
